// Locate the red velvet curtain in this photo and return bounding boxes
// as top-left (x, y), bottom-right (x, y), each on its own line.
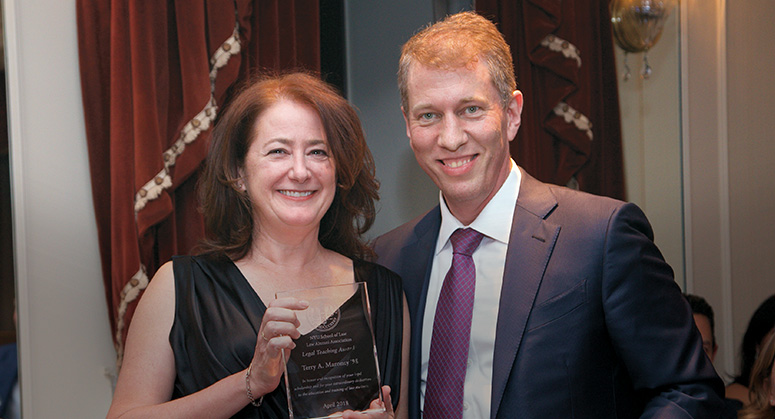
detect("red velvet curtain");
top-left (476, 0), bottom-right (625, 199)
top-left (76, 0), bottom-right (320, 364)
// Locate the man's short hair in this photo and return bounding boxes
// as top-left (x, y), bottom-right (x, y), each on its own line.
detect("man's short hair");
top-left (684, 293), bottom-right (716, 346)
top-left (397, 11), bottom-right (516, 111)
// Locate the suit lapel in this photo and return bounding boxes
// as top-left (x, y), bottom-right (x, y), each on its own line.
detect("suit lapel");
top-left (399, 207), bottom-right (441, 419)
top-left (490, 170), bottom-right (560, 419)
top-left (401, 207), bottom-right (441, 320)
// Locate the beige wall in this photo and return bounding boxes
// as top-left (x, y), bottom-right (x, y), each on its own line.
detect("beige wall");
top-left (681, 0), bottom-right (775, 382)
top-left (726, 0), bottom-right (775, 380)
top-left (723, 0), bottom-right (775, 380)
top-left (4, 0), bottom-right (116, 417)
top-left (618, 0), bottom-right (775, 383)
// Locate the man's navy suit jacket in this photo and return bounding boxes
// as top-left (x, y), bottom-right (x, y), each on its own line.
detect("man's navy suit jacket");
top-left (374, 168), bottom-right (724, 419)
top-left (0, 343), bottom-right (18, 418)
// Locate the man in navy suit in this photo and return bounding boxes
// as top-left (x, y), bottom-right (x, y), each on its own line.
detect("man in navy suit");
top-left (0, 300), bottom-right (19, 419)
top-left (0, 342), bottom-right (19, 418)
top-left (374, 11), bottom-right (723, 419)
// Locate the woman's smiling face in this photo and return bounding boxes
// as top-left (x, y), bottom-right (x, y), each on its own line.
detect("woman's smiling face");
top-left (240, 99), bottom-right (336, 233)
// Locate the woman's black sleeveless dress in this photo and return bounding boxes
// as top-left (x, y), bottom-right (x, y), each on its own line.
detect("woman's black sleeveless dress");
top-left (169, 252), bottom-right (404, 418)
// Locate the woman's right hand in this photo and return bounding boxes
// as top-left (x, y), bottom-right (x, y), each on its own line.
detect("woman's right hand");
top-left (247, 297), bottom-right (309, 397)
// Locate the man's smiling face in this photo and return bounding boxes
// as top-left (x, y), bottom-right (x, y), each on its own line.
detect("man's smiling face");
top-left (403, 60), bottom-right (522, 223)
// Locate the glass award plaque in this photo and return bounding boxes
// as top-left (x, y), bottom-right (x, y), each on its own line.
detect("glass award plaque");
top-left (276, 282), bottom-right (384, 419)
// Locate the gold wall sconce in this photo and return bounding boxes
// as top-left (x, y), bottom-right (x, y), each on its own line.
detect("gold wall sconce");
top-left (611, 0), bottom-right (677, 80)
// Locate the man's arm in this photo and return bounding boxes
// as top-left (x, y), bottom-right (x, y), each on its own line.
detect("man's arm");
top-left (601, 202), bottom-right (724, 418)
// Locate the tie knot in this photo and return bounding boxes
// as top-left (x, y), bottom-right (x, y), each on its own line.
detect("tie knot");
top-left (450, 228), bottom-right (484, 256)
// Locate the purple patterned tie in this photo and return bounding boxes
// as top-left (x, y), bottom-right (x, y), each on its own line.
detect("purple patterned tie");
top-left (424, 228), bottom-right (484, 419)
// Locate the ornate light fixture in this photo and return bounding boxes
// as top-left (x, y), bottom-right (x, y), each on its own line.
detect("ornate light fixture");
top-left (610, 0), bottom-right (677, 80)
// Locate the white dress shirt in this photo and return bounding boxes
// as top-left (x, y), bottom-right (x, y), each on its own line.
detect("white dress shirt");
top-left (420, 161), bottom-right (521, 419)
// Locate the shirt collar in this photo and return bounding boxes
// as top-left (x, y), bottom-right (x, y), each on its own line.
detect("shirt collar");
top-left (436, 160), bottom-right (521, 254)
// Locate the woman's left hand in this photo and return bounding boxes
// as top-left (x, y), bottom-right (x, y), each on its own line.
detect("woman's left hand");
top-left (341, 386), bottom-right (394, 419)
